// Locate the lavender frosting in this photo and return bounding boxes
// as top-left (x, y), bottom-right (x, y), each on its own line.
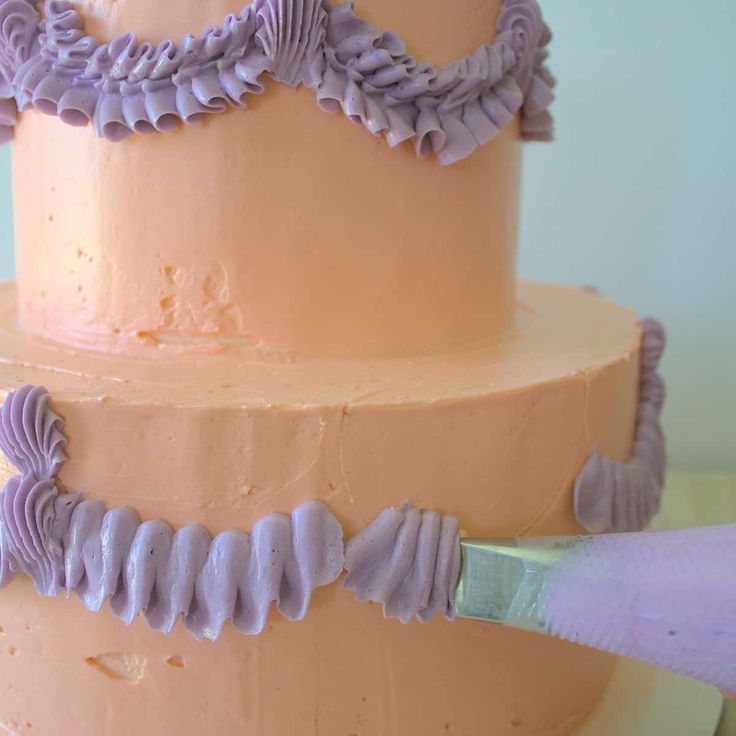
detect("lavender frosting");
top-left (574, 318), bottom-right (667, 534)
top-left (0, 383), bottom-right (67, 479)
top-left (0, 386), bottom-right (345, 638)
top-left (0, 0), bottom-right (554, 164)
top-left (343, 504), bottom-right (461, 623)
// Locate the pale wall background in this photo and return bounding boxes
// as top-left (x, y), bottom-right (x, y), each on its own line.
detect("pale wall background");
top-left (0, 1), bottom-right (734, 470)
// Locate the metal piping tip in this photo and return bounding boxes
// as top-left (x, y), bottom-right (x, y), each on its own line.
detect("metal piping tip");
top-left (454, 536), bottom-right (577, 632)
top-left (454, 526), bottom-right (736, 694)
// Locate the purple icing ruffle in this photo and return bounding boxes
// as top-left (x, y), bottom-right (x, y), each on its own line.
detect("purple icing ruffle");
top-left (0, 385), bottom-right (345, 638)
top-left (0, 0), bottom-right (554, 164)
top-left (60, 497), bottom-right (344, 639)
top-left (343, 504), bottom-right (461, 623)
top-left (0, 383), bottom-right (67, 480)
top-left (574, 318), bottom-right (667, 534)
top-left (0, 479), bottom-right (344, 638)
top-left (0, 474), bottom-right (79, 595)
top-left (319, 0), bottom-right (553, 164)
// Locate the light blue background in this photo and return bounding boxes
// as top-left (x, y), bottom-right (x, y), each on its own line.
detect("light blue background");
top-left (0, 1), bottom-right (734, 469)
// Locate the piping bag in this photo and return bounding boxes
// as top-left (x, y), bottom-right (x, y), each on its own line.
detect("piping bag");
top-left (454, 524), bottom-right (736, 692)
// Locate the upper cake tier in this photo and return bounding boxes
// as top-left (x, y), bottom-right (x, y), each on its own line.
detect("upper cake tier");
top-left (2, 0), bottom-right (553, 356)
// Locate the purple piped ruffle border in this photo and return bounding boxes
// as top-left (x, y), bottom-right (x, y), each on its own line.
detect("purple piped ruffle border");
top-left (343, 504), bottom-right (460, 624)
top-left (0, 0), bottom-right (554, 164)
top-left (574, 318), bottom-right (667, 534)
top-left (0, 385), bottom-right (459, 636)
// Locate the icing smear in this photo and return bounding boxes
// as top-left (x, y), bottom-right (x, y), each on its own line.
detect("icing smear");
top-left (574, 318), bottom-right (667, 533)
top-left (0, 0), bottom-right (554, 164)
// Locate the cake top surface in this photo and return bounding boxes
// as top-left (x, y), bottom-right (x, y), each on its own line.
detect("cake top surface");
top-left (0, 282), bottom-right (639, 408)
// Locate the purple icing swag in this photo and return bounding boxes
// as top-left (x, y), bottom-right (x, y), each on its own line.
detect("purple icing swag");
top-left (0, 0), bottom-right (554, 164)
top-left (0, 385), bottom-right (461, 637)
top-left (574, 318), bottom-right (668, 534)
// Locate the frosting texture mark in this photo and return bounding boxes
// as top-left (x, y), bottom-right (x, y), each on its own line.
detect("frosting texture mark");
top-left (343, 503), bottom-right (460, 623)
top-left (0, 386), bottom-right (345, 638)
top-left (574, 318), bottom-right (667, 534)
top-left (0, 0), bottom-right (554, 163)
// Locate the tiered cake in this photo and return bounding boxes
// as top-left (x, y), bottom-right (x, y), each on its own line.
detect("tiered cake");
top-left (0, 0), bottom-right (666, 734)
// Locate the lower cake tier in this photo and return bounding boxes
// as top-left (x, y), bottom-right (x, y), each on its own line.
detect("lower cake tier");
top-left (0, 281), bottom-right (641, 736)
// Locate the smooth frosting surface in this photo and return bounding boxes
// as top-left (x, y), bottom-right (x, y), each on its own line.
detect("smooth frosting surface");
top-left (0, 281), bottom-right (642, 540)
top-left (0, 574), bottom-right (613, 736)
top-left (13, 97), bottom-right (523, 357)
top-left (0, 0), bottom-right (553, 163)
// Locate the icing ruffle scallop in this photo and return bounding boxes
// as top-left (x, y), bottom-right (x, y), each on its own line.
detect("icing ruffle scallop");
top-left (0, 385), bottom-right (465, 635)
top-left (0, 383), bottom-right (67, 479)
top-left (63, 497), bottom-right (344, 639)
top-left (0, 385), bottom-right (345, 638)
top-left (0, 473), bottom-right (80, 595)
top-left (343, 504), bottom-right (461, 623)
top-left (0, 383), bottom-right (75, 594)
top-left (255, 0), bottom-right (327, 86)
top-left (0, 0), bottom-right (37, 143)
top-left (0, 486), bottom-right (345, 638)
top-left (0, 0), bottom-right (554, 164)
top-left (574, 318), bottom-right (667, 534)
top-left (317, 0), bottom-right (553, 164)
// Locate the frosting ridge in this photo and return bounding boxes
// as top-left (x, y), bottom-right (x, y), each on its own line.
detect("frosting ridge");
top-left (0, 473), bottom-right (80, 595)
top-left (0, 0), bottom-right (554, 163)
top-left (62, 497), bottom-right (344, 638)
top-left (0, 383), bottom-right (67, 480)
top-left (574, 318), bottom-right (667, 533)
top-left (343, 503), bottom-right (461, 623)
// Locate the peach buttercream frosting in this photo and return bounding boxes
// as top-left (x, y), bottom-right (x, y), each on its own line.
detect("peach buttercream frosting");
top-left (0, 0), bottom-right (671, 733)
top-left (9, 0), bottom-right (542, 356)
